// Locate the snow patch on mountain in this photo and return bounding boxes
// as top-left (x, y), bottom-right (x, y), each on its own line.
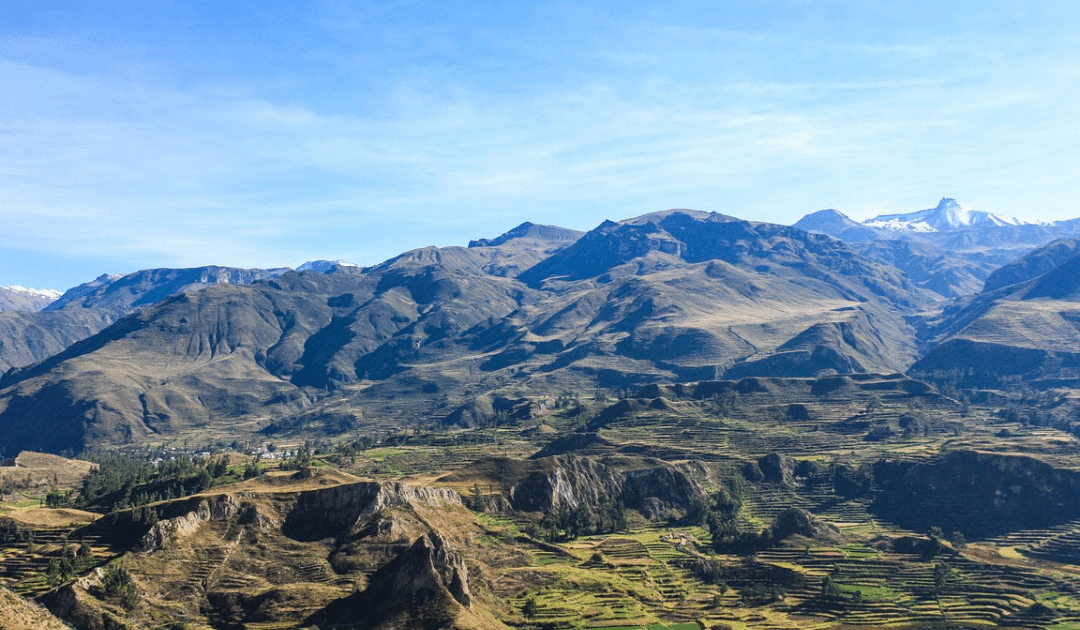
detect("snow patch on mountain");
top-left (298, 260), bottom-right (360, 273)
top-left (865, 198), bottom-right (1039, 233)
top-left (2, 285), bottom-right (63, 299)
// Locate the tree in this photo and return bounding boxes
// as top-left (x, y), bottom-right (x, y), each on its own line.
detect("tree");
top-left (865, 396), bottom-right (883, 417)
top-left (197, 468), bottom-right (214, 491)
top-left (46, 558), bottom-right (61, 586)
top-left (932, 561), bottom-right (952, 596)
top-left (597, 498), bottom-right (626, 534)
top-left (684, 496), bottom-right (711, 526)
top-left (570, 504), bottom-right (593, 538)
top-left (925, 526), bottom-right (945, 558)
top-left (708, 557), bottom-right (723, 585)
top-left (469, 484), bottom-right (487, 512)
top-left (76, 540), bottom-right (94, 572)
top-left (103, 563), bottom-right (141, 610)
top-left (820, 574), bottom-right (842, 599)
top-left (211, 455), bottom-right (229, 478)
top-left (242, 457), bottom-right (263, 480)
top-left (707, 511), bottom-right (740, 551)
top-left (522, 596), bottom-right (539, 619)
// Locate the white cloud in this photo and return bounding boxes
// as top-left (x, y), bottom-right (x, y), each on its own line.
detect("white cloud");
top-left (3, 2), bottom-right (1080, 287)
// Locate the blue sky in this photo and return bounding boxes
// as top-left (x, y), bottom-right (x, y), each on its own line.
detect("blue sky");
top-left (3, 1), bottom-right (1079, 289)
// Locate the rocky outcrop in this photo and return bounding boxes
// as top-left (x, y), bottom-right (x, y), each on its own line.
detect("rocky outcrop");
top-left (530, 431), bottom-right (614, 458)
top-left (138, 494), bottom-right (240, 552)
top-left (314, 531), bottom-right (476, 630)
top-left (744, 452), bottom-right (796, 486)
top-left (284, 481), bottom-right (462, 541)
top-left (38, 569), bottom-right (132, 630)
top-left (622, 466), bottom-right (704, 519)
top-left (871, 450), bottom-right (1080, 536)
top-left (509, 454), bottom-right (705, 519)
top-left (766, 508), bottom-right (844, 542)
top-left (383, 531), bottom-right (472, 608)
top-left (0, 584), bottom-right (75, 630)
top-left (510, 455), bottom-right (624, 513)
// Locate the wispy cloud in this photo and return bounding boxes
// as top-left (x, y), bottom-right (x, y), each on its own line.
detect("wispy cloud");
top-left (2, 1), bottom-right (1080, 287)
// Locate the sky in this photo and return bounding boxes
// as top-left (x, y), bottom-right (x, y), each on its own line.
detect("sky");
top-left (3, 1), bottom-right (1080, 290)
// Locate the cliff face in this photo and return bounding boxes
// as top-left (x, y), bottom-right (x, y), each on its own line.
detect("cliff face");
top-left (317, 531), bottom-right (475, 629)
top-left (45, 474), bottom-right (500, 630)
top-left (508, 454), bottom-right (705, 519)
top-left (871, 450), bottom-right (1080, 536)
top-left (138, 494), bottom-right (241, 552)
top-left (283, 481), bottom-right (462, 541)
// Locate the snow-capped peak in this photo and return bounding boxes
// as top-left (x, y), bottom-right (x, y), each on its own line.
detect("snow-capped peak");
top-left (865, 198), bottom-right (1035, 232)
top-left (297, 260), bottom-right (360, 273)
top-left (2, 285), bottom-right (63, 299)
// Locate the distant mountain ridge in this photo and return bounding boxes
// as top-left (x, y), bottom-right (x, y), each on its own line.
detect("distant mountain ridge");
top-left (796, 198), bottom-right (1060, 240)
top-left (6, 202), bottom-right (1080, 453)
top-left (468, 221), bottom-right (584, 248)
top-left (0, 265), bottom-right (293, 373)
top-left (866, 198), bottom-right (1037, 232)
top-left (795, 198), bottom-right (1080, 278)
top-left (44, 266), bottom-right (291, 315)
top-left (0, 285), bottom-right (61, 312)
top-left (0, 209), bottom-right (936, 453)
top-left (914, 238), bottom-right (1080, 386)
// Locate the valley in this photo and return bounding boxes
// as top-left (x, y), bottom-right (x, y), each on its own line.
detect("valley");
top-left (6, 373), bottom-right (1080, 629)
top-left (4, 203), bottom-right (1080, 628)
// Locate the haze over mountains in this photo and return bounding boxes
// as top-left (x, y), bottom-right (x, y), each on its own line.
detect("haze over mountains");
top-left (2, 199), bottom-right (1080, 454)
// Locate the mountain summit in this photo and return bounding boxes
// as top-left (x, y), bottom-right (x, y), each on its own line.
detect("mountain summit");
top-left (793, 198), bottom-right (1079, 284)
top-left (0, 286), bottom-right (62, 312)
top-left (865, 198), bottom-right (1034, 232)
top-left (0, 209), bottom-right (933, 454)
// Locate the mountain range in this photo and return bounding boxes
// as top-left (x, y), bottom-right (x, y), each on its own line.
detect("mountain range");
top-left (0, 286), bottom-right (62, 312)
top-left (2, 200), bottom-right (1080, 454)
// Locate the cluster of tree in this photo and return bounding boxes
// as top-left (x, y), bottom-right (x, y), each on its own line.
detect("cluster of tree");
top-left (0, 472), bottom-right (36, 495)
top-left (739, 582), bottom-right (786, 606)
top-left (45, 487), bottom-right (75, 508)
top-left (46, 540), bottom-right (95, 585)
top-left (332, 435), bottom-right (378, 463)
top-left (700, 484), bottom-right (745, 552)
top-left (279, 441), bottom-right (316, 471)
top-left (819, 574), bottom-right (864, 603)
top-left (832, 462), bottom-right (875, 499)
top-left (0, 519), bottom-right (32, 547)
top-left (707, 391), bottom-right (742, 418)
top-left (523, 498), bottom-right (628, 542)
top-left (101, 562), bottom-right (140, 610)
top-left (685, 555), bottom-right (728, 592)
top-left (241, 456), bottom-right (264, 480)
top-left (76, 452), bottom-right (235, 512)
top-left (923, 526), bottom-right (965, 558)
top-left (132, 504), bottom-right (160, 526)
top-left (466, 484), bottom-right (488, 512)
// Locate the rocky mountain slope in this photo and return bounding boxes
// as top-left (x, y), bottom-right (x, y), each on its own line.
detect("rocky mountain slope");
top-left (0, 266), bottom-right (292, 373)
top-left (0, 286), bottom-right (61, 312)
top-left (34, 470), bottom-right (505, 630)
top-left (852, 239), bottom-right (997, 299)
top-left (796, 198), bottom-right (1080, 268)
top-left (913, 239), bottom-right (1080, 386)
top-left (44, 266), bottom-right (290, 315)
top-left (0, 585), bottom-right (72, 630)
top-left (0, 211), bottom-right (941, 454)
top-left (8, 203), bottom-right (1080, 630)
